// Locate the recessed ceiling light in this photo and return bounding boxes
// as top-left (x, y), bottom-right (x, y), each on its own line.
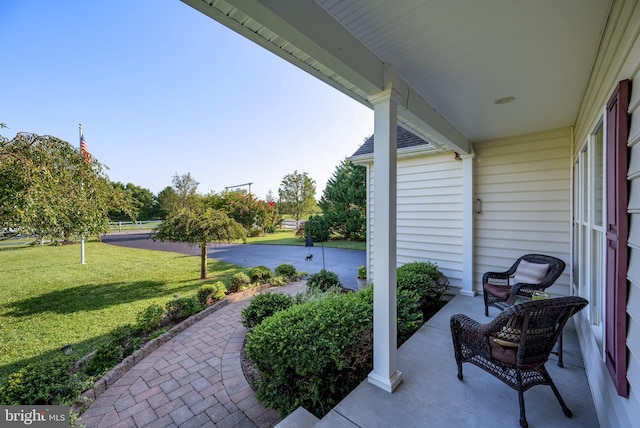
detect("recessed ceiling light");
top-left (494, 96), bottom-right (515, 105)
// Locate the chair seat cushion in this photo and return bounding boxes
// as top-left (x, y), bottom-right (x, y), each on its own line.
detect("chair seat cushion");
top-left (492, 337), bottom-right (520, 347)
top-left (513, 260), bottom-right (550, 284)
top-left (484, 283), bottom-right (511, 300)
top-left (489, 339), bottom-right (518, 364)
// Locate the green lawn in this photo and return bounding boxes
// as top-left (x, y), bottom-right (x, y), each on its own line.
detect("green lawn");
top-left (1, 228), bottom-right (366, 251)
top-left (247, 230), bottom-right (366, 251)
top-left (0, 242), bottom-right (241, 380)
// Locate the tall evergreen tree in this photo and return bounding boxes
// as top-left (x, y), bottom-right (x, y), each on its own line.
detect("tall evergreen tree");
top-left (318, 159), bottom-right (366, 240)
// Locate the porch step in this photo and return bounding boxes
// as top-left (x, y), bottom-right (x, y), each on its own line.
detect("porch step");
top-left (275, 407), bottom-right (320, 428)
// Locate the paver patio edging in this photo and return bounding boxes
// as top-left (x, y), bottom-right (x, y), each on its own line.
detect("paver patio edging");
top-left (75, 282), bottom-right (277, 413)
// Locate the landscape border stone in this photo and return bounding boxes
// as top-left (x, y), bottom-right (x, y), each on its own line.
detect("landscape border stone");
top-left (74, 282), bottom-right (275, 413)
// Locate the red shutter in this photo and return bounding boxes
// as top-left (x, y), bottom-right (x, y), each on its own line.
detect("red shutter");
top-left (605, 79), bottom-right (630, 398)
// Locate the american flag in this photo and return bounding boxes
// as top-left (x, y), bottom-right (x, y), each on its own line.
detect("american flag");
top-left (80, 133), bottom-right (91, 163)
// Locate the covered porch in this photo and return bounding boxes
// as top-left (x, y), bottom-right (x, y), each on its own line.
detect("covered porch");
top-left (283, 294), bottom-right (598, 428)
top-left (180, 1), bottom-right (628, 425)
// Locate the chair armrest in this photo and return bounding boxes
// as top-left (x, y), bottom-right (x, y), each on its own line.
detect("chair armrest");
top-left (510, 282), bottom-right (548, 297)
top-left (451, 314), bottom-right (492, 352)
top-left (451, 313), bottom-right (484, 330)
top-left (483, 271), bottom-right (511, 287)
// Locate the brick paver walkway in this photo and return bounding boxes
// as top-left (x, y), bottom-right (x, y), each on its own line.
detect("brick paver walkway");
top-left (79, 282), bottom-right (307, 428)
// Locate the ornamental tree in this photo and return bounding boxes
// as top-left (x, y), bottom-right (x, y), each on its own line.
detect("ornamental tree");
top-left (154, 206), bottom-right (246, 279)
top-left (218, 191), bottom-right (260, 231)
top-left (204, 191), bottom-right (280, 234)
top-left (0, 132), bottom-right (131, 241)
top-left (255, 199), bottom-right (279, 233)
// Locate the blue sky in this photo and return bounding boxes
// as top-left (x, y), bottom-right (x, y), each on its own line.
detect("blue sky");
top-left (0, 0), bottom-right (373, 200)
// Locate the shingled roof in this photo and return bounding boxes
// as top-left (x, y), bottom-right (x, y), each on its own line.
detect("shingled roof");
top-left (351, 125), bottom-right (431, 157)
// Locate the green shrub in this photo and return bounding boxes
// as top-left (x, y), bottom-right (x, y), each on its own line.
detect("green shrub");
top-left (85, 325), bottom-right (135, 377)
top-left (303, 214), bottom-right (331, 242)
top-left (229, 272), bottom-right (251, 293)
top-left (86, 341), bottom-right (124, 377)
top-left (210, 281), bottom-right (227, 302)
top-left (397, 289), bottom-right (423, 345)
top-left (197, 282), bottom-right (227, 306)
top-left (241, 292), bottom-right (296, 329)
top-left (249, 227), bottom-right (263, 237)
top-left (357, 265), bottom-right (367, 279)
top-left (135, 304), bottom-right (165, 333)
top-left (294, 286), bottom-right (349, 305)
top-left (275, 263), bottom-right (297, 278)
top-left (306, 269), bottom-right (342, 292)
top-left (396, 261), bottom-right (448, 308)
top-left (0, 356), bottom-right (90, 405)
top-left (109, 324), bottom-right (135, 343)
top-left (165, 296), bottom-right (203, 321)
top-left (247, 265), bottom-right (272, 283)
top-left (197, 286), bottom-right (215, 306)
top-left (246, 289), bottom-right (373, 418)
top-left (270, 276), bottom-right (287, 286)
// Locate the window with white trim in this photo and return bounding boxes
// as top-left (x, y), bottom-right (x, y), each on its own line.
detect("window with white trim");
top-left (573, 120), bottom-right (605, 351)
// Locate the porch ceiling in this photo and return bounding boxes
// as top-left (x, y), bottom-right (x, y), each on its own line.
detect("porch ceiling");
top-left (183, 0), bottom-right (611, 148)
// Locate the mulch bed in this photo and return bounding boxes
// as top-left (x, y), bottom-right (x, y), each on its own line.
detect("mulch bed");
top-left (240, 339), bottom-right (261, 391)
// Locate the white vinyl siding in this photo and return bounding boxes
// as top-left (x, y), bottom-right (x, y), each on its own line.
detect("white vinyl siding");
top-left (572, 2), bottom-right (640, 427)
top-left (473, 128), bottom-right (572, 296)
top-left (366, 152), bottom-right (464, 289)
top-left (626, 78), bottom-right (640, 417)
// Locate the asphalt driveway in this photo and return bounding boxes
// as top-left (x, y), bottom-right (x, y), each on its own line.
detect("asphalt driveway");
top-left (101, 231), bottom-right (366, 289)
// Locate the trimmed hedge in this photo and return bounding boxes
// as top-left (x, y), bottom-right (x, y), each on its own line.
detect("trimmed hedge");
top-left (246, 288), bottom-right (373, 417)
top-left (165, 296), bottom-right (203, 322)
top-left (306, 269), bottom-right (342, 292)
top-left (396, 261), bottom-right (448, 309)
top-left (275, 263), bottom-right (297, 279)
top-left (397, 289), bottom-right (423, 344)
top-left (197, 282), bottom-right (227, 305)
top-left (229, 272), bottom-right (251, 293)
top-left (247, 266), bottom-right (272, 283)
top-left (241, 292), bottom-right (296, 329)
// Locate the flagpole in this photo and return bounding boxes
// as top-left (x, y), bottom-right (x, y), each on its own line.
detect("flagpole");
top-left (79, 123), bottom-right (85, 265)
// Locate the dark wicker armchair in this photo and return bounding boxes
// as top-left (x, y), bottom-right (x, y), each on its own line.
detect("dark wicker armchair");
top-left (483, 254), bottom-right (566, 316)
top-left (451, 296), bottom-right (588, 428)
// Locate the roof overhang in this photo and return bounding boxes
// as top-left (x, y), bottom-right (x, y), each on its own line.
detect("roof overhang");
top-left (182, 0), bottom-right (610, 152)
top-left (181, 0), bottom-right (471, 154)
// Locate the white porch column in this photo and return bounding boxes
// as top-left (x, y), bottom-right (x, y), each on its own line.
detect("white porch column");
top-left (460, 152), bottom-right (476, 296)
top-left (367, 88), bottom-right (402, 392)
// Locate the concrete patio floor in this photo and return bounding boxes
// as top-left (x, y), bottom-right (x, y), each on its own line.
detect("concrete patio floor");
top-left (309, 294), bottom-right (599, 428)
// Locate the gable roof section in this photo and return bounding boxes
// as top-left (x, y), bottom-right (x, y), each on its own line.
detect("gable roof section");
top-left (350, 126), bottom-right (436, 162)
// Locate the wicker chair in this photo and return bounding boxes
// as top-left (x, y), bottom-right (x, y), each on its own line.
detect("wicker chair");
top-left (451, 296), bottom-right (588, 428)
top-left (483, 254), bottom-right (566, 317)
